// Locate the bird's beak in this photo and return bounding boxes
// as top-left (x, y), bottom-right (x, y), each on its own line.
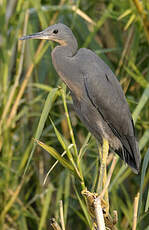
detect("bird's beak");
top-left (19, 30), bottom-right (52, 41)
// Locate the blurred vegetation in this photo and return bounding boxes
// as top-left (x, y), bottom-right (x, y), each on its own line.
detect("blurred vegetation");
top-left (0, 0), bottom-right (149, 229)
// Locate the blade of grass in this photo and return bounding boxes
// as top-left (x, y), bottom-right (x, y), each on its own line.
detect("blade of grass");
top-left (50, 117), bottom-right (75, 163)
top-left (35, 139), bottom-right (75, 173)
top-left (133, 85), bottom-right (149, 123)
top-left (78, 133), bottom-right (91, 160)
top-left (30, 0), bottom-right (48, 29)
top-left (54, 172), bottom-right (65, 220)
top-left (23, 88), bottom-right (58, 176)
top-left (83, 4), bottom-right (112, 48)
top-left (38, 185), bottom-right (53, 230)
top-left (50, 117), bottom-right (81, 178)
top-left (64, 172), bottom-right (70, 224)
top-left (61, 86), bottom-right (86, 189)
top-left (118, 9), bottom-right (132, 20)
top-left (74, 185), bottom-right (92, 229)
top-left (0, 179), bottom-right (24, 221)
top-left (138, 148), bottom-right (149, 217)
top-left (61, 86), bottom-right (78, 158)
top-left (124, 14), bottom-right (136, 30)
top-left (145, 189), bottom-right (149, 212)
top-left (31, 83), bottom-right (53, 92)
top-left (43, 144), bottom-right (74, 185)
top-left (139, 129), bottom-right (149, 151)
top-left (124, 66), bottom-right (148, 88)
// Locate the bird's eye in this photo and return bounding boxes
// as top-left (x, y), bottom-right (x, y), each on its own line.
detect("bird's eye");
top-left (53, 29), bottom-right (58, 34)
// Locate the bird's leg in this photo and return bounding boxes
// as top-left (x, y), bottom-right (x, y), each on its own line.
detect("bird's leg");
top-left (97, 138), bottom-right (109, 215)
top-left (97, 145), bottom-right (102, 192)
top-left (102, 138), bottom-right (109, 215)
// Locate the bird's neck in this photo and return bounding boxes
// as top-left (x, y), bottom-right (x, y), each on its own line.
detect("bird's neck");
top-left (52, 41), bottom-right (78, 71)
top-left (52, 43), bottom-right (81, 98)
top-left (52, 38), bottom-right (78, 57)
top-left (51, 45), bottom-right (74, 81)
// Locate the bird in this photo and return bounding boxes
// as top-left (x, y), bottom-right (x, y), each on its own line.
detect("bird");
top-left (20, 23), bottom-right (141, 174)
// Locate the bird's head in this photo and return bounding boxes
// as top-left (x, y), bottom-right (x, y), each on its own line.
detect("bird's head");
top-left (20, 23), bottom-right (77, 48)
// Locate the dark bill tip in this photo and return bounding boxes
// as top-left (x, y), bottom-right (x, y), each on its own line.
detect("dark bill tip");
top-left (19, 34), bottom-right (38, 40)
top-left (19, 31), bottom-right (48, 41)
top-left (19, 36), bottom-right (30, 40)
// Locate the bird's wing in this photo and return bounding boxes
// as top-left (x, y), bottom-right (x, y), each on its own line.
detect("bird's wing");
top-left (79, 49), bottom-right (140, 168)
top-left (82, 61), bottom-right (133, 138)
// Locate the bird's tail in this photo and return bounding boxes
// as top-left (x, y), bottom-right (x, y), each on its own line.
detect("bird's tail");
top-left (115, 139), bottom-right (141, 174)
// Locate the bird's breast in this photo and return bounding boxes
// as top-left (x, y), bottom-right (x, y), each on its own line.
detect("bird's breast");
top-left (52, 49), bottom-right (84, 100)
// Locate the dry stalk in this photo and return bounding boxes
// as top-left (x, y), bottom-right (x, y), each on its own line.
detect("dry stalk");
top-left (132, 192), bottom-right (140, 230)
top-left (50, 218), bottom-right (62, 230)
top-left (115, 26), bottom-right (134, 76)
top-left (59, 200), bottom-right (65, 230)
top-left (71, 5), bottom-right (96, 26)
top-left (94, 196), bottom-right (106, 230)
top-left (133, 0), bottom-right (149, 42)
top-left (100, 156), bottom-right (117, 199)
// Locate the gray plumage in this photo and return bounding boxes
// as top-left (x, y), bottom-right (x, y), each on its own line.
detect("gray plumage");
top-left (20, 23), bottom-right (141, 173)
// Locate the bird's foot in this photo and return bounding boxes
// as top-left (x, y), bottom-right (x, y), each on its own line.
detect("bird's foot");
top-left (82, 189), bottom-right (118, 230)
